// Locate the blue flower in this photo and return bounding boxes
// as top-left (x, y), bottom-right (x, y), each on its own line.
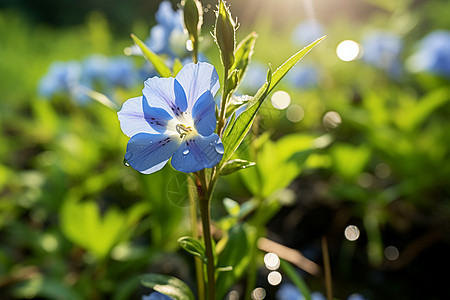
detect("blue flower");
top-left (238, 61), bottom-right (268, 94)
top-left (409, 30), bottom-right (450, 78)
top-left (292, 20), bottom-right (325, 46)
top-left (129, 1), bottom-right (188, 59)
top-left (118, 62), bottom-right (223, 174)
top-left (287, 64), bottom-right (320, 89)
top-left (361, 31), bottom-right (403, 78)
top-left (142, 292), bottom-right (172, 300)
top-left (38, 60), bottom-right (89, 103)
top-left (276, 283), bottom-right (327, 300)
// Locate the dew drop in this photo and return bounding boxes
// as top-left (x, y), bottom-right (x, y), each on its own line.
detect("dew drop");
top-left (123, 158), bottom-right (130, 167)
top-left (215, 143), bottom-right (224, 154)
top-left (182, 149), bottom-right (190, 155)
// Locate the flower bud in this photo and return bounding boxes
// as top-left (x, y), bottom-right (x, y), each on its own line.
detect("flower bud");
top-left (214, 0), bottom-right (236, 71)
top-left (182, 0), bottom-right (203, 42)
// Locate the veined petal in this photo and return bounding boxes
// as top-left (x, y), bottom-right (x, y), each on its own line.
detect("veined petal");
top-left (192, 90), bottom-right (216, 136)
top-left (143, 76), bottom-right (184, 118)
top-left (118, 96), bottom-right (158, 137)
top-left (174, 79), bottom-right (188, 112)
top-left (171, 133), bottom-right (223, 173)
top-left (142, 95), bottom-right (173, 133)
top-left (175, 62), bottom-right (220, 110)
top-left (125, 132), bottom-right (181, 174)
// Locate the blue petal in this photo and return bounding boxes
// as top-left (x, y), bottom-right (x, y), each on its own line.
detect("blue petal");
top-left (192, 90), bottom-right (216, 136)
top-left (142, 95), bottom-right (173, 133)
top-left (171, 133), bottom-right (223, 173)
top-left (174, 79), bottom-right (188, 112)
top-left (175, 62), bottom-right (220, 110)
top-left (118, 96), bottom-right (158, 137)
top-left (143, 77), bottom-right (184, 118)
top-left (125, 132), bottom-right (181, 174)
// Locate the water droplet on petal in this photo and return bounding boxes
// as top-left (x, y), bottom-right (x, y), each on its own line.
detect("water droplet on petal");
top-left (149, 140), bottom-right (153, 144)
top-left (182, 149), bottom-right (190, 155)
top-left (214, 143), bottom-right (224, 154)
top-left (123, 159), bottom-right (130, 167)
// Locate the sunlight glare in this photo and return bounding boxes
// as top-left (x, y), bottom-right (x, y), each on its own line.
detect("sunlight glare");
top-left (336, 40), bottom-right (362, 62)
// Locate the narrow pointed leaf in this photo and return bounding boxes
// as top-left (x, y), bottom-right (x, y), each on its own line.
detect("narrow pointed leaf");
top-left (131, 34), bottom-right (172, 78)
top-left (231, 32), bottom-right (258, 89)
top-left (141, 274), bottom-right (195, 300)
top-left (267, 36), bottom-right (326, 94)
top-left (220, 36), bottom-right (325, 169)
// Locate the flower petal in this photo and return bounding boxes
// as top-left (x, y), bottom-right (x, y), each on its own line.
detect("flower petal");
top-left (192, 90), bottom-right (216, 136)
top-left (125, 132), bottom-right (181, 174)
top-left (143, 77), bottom-right (184, 118)
top-left (174, 79), bottom-right (188, 112)
top-left (118, 96), bottom-right (158, 137)
top-left (142, 95), bottom-right (173, 133)
top-left (171, 133), bottom-right (223, 173)
top-left (175, 62), bottom-right (220, 110)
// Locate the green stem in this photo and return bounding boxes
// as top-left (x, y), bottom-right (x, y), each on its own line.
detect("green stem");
top-left (199, 191), bottom-right (215, 300)
top-left (216, 68), bottom-right (229, 137)
top-left (188, 176), bottom-right (205, 300)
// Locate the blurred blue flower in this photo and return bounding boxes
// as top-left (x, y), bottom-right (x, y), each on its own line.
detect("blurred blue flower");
top-left (129, 1), bottom-right (188, 59)
top-left (409, 30), bottom-right (450, 78)
top-left (361, 31), bottom-right (403, 78)
top-left (105, 56), bottom-right (139, 89)
top-left (287, 64), bottom-right (320, 89)
top-left (292, 20), bottom-right (325, 46)
top-left (238, 61), bottom-right (267, 94)
top-left (118, 62), bottom-right (223, 174)
top-left (38, 60), bottom-right (89, 103)
top-left (276, 283), bottom-right (327, 300)
top-left (142, 292), bottom-right (172, 300)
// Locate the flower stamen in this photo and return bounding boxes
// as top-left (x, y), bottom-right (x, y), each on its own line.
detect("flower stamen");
top-left (176, 123), bottom-right (192, 138)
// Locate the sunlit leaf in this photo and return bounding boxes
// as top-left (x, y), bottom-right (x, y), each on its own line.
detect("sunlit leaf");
top-left (177, 236), bottom-right (206, 261)
top-left (131, 34), bottom-right (172, 78)
top-left (220, 36), bottom-right (325, 169)
top-left (221, 159), bottom-right (256, 175)
top-left (141, 274), bottom-right (195, 300)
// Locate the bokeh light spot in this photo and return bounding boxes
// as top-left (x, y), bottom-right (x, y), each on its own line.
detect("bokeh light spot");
top-left (323, 111), bottom-right (342, 131)
top-left (336, 40), bottom-right (362, 62)
top-left (251, 287), bottom-right (266, 300)
top-left (385, 246), bottom-right (400, 261)
top-left (344, 225), bottom-right (360, 241)
top-left (186, 39), bottom-right (194, 52)
top-left (375, 163), bottom-right (391, 179)
top-left (264, 252), bottom-right (280, 270)
top-left (286, 104), bottom-right (305, 123)
top-left (271, 91), bottom-right (291, 109)
top-left (267, 271), bottom-right (282, 286)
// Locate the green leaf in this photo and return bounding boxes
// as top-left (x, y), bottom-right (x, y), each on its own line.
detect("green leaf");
top-left (220, 36), bottom-right (325, 169)
top-left (220, 68), bottom-right (272, 168)
top-left (172, 58), bottom-right (184, 76)
top-left (223, 198), bottom-right (240, 216)
top-left (221, 159), bottom-right (256, 175)
top-left (131, 34), bottom-right (172, 78)
top-left (267, 35), bottom-right (325, 94)
top-left (216, 224), bottom-right (257, 299)
top-left (231, 31), bottom-right (258, 89)
top-left (280, 259), bottom-right (312, 300)
top-left (141, 274), bottom-right (195, 300)
top-left (177, 236), bottom-right (206, 261)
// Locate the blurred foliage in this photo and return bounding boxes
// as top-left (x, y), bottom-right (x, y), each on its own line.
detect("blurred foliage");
top-left (1, 0), bottom-right (450, 299)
